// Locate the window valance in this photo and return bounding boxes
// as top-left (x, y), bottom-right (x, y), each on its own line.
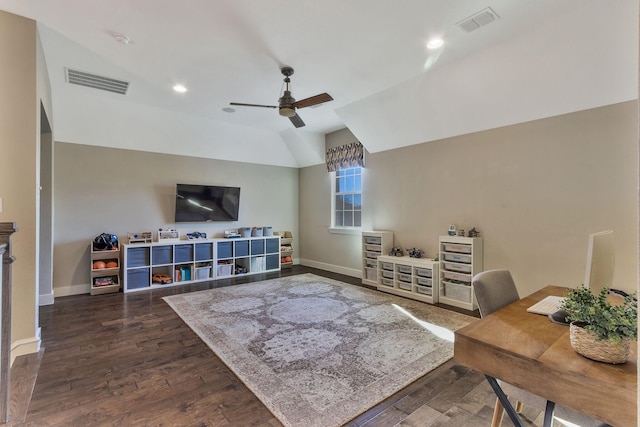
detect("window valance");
top-left (325, 142), bottom-right (365, 172)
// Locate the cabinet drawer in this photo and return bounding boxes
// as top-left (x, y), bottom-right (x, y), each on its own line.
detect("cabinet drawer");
top-left (416, 277), bottom-right (432, 287)
top-left (381, 262), bottom-right (394, 271)
top-left (443, 252), bottom-right (472, 264)
top-left (443, 262), bottom-right (472, 273)
top-left (364, 236), bottom-right (382, 245)
top-left (442, 243), bottom-right (472, 254)
top-left (397, 264), bottom-right (412, 274)
top-left (381, 270), bottom-right (394, 279)
top-left (443, 270), bottom-right (472, 283)
top-left (364, 258), bottom-right (377, 268)
top-left (416, 285), bottom-right (432, 295)
top-left (415, 268), bottom-right (432, 278)
top-left (380, 278), bottom-right (394, 287)
top-left (397, 273), bottom-right (412, 283)
top-left (398, 281), bottom-right (412, 291)
top-left (443, 280), bottom-right (471, 302)
top-left (365, 244), bottom-right (381, 251)
top-left (365, 251), bottom-right (380, 258)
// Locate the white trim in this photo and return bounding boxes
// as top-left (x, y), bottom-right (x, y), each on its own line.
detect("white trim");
top-left (11, 332), bottom-right (41, 366)
top-left (328, 227), bottom-right (362, 235)
top-left (300, 258), bottom-right (362, 278)
top-left (39, 292), bottom-right (54, 306)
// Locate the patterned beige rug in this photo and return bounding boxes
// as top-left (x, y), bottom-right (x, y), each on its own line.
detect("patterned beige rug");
top-left (163, 273), bottom-right (474, 427)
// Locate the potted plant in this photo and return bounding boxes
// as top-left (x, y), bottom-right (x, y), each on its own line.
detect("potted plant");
top-left (560, 286), bottom-right (637, 364)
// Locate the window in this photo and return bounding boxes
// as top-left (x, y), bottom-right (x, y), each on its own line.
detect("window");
top-left (333, 167), bottom-right (362, 228)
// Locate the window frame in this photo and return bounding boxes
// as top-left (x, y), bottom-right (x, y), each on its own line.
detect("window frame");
top-left (329, 166), bottom-right (362, 233)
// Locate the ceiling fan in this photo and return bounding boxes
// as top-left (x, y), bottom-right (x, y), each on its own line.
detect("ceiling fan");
top-left (230, 66), bottom-right (333, 128)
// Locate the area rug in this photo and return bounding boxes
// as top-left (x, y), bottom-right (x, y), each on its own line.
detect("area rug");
top-left (163, 273), bottom-right (474, 427)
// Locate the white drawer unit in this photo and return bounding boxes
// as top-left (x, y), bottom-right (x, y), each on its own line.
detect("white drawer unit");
top-left (361, 231), bottom-right (393, 286)
top-left (438, 236), bottom-right (483, 310)
top-left (376, 255), bottom-right (439, 304)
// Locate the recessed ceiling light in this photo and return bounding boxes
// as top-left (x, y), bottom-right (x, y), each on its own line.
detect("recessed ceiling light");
top-left (222, 107), bottom-right (236, 113)
top-left (173, 84), bottom-right (187, 93)
top-left (427, 38), bottom-right (444, 49)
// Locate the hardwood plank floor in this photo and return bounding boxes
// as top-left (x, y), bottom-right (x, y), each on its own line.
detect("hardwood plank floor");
top-left (5, 266), bottom-right (549, 427)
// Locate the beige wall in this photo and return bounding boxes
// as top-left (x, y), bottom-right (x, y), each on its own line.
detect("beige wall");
top-left (53, 143), bottom-right (299, 295)
top-left (0, 11), bottom-right (42, 362)
top-left (299, 102), bottom-right (638, 297)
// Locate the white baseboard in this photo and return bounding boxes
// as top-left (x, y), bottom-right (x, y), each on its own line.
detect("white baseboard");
top-left (299, 259), bottom-right (362, 278)
top-left (11, 333), bottom-right (41, 366)
top-left (39, 292), bottom-right (54, 306)
top-left (55, 283), bottom-right (90, 297)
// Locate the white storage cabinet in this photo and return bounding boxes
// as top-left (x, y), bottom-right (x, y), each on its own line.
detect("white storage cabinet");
top-left (122, 236), bottom-right (280, 293)
top-left (376, 255), bottom-right (439, 304)
top-left (438, 236), bottom-right (483, 310)
top-left (361, 231), bottom-right (393, 286)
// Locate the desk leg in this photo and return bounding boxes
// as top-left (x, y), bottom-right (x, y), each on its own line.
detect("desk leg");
top-left (542, 399), bottom-right (556, 427)
top-left (485, 376), bottom-right (524, 427)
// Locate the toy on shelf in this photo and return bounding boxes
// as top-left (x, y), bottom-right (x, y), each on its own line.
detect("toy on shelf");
top-left (128, 232), bottom-right (152, 244)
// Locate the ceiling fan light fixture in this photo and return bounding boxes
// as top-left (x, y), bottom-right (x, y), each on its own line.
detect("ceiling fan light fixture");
top-left (279, 106), bottom-right (296, 117)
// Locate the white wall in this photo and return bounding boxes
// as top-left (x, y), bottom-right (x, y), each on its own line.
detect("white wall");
top-left (299, 102), bottom-right (638, 298)
top-left (53, 143), bottom-right (299, 296)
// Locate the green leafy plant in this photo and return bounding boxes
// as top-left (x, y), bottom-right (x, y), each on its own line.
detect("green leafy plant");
top-left (561, 286), bottom-right (637, 344)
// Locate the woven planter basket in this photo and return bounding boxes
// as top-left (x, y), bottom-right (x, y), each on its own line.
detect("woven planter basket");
top-left (569, 322), bottom-right (630, 364)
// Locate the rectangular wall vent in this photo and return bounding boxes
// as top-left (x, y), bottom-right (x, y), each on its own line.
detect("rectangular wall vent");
top-left (65, 68), bottom-right (129, 95)
top-left (456, 7), bottom-right (500, 33)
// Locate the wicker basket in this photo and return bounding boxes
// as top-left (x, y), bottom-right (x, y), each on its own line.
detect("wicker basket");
top-left (569, 322), bottom-right (630, 364)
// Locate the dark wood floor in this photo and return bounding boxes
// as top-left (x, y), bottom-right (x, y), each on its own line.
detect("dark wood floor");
top-left (5, 266), bottom-right (549, 427)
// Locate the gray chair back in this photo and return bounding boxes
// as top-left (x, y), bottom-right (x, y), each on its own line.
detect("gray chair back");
top-left (472, 270), bottom-right (520, 318)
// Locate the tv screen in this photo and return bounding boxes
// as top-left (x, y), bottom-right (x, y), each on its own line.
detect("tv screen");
top-left (175, 184), bottom-right (240, 222)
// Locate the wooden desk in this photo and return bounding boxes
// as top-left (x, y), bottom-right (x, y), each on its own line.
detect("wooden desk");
top-left (454, 285), bottom-right (637, 427)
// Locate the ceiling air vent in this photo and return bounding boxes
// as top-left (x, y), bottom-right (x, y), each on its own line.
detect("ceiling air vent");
top-left (456, 7), bottom-right (500, 33)
top-left (65, 68), bottom-right (129, 95)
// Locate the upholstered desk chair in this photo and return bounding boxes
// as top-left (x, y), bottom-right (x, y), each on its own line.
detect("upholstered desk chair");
top-left (472, 270), bottom-right (608, 427)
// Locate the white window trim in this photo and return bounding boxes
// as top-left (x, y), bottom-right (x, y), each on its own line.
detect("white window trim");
top-left (329, 167), bottom-right (362, 231)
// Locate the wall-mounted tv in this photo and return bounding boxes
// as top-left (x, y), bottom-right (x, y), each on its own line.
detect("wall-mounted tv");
top-left (174, 184), bottom-right (240, 222)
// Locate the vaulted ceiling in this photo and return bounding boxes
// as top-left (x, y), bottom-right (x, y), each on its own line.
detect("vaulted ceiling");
top-left (0, 1), bottom-right (637, 167)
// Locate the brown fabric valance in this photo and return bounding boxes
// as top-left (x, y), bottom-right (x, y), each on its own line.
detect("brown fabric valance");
top-left (325, 142), bottom-right (365, 172)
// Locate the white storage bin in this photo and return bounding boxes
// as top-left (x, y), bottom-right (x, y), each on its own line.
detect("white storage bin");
top-left (365, 258), bottom-right (377, 268)
top-left (443, 252), bottom-right (472, 264)
top-left (397, 264), bottom-right (412, 274)
top-left (397, 273), bottom-right (412, 283)
top-left (398, 282), bottom-right (412, 291)
top-left (381, 262), bottom-right (394, 271)
top-left (444, 281), bottom-right (471, 301)
top-left (443, 262), bottom-right (472, 273)
top-left (416, 285), bottom-right (432, 295)
top-left (195, 266), bottom-right (211, 280)
top-left (365, 244), bottom-right (381, 251)
top-left (365, 268), bottom-right (377, 281)
top-left (443, 270), bottom-right (472, 283)
top-left (415, 268), bottom-right (432, 278)
top-left (416, 277), bottom-right (432, 287)
top-left (380, 278), bottom-right (394, 287)
top-left (442, 243), bottom-right (472, 254)
top-left (381, 270), bottom-right (394, 279)
top-left (365, 251), bottom-right (380, 258)
top-left (217, 264), bottom-right (232, 277)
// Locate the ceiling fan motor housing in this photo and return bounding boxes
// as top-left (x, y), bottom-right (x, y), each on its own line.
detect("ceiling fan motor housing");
top-left (279, 90), bottom-right (296, 117)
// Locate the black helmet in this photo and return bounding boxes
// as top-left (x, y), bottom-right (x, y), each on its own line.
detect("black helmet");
top-left (93, 233), bottom-right (118, 250)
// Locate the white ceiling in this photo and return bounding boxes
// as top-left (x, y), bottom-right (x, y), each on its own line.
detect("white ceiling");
top-left (0, 0), bottom-right (637, 167)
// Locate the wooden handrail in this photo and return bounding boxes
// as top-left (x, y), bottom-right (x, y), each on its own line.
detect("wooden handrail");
top-left (0, 223), bottom-right (17, 424)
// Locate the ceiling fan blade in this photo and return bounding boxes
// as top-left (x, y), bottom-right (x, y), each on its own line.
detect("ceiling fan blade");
top-left (293, 93), bottom-right (333, 109)
top-left (289, 113), bottom-right (305, 128)
top-left (229, 102), bottom-right (277, 109)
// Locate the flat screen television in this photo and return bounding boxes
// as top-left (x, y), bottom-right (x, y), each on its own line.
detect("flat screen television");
top-left (174, 184), bottom-right (240, 222)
